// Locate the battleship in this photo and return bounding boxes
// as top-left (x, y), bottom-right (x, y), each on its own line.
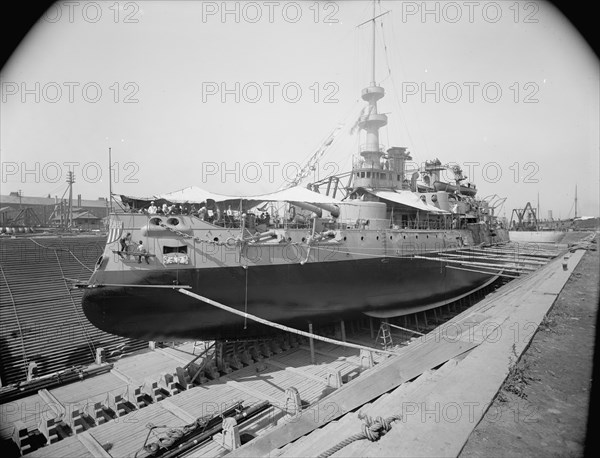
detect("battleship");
top-left (80, 5), bottom-right (511, 342)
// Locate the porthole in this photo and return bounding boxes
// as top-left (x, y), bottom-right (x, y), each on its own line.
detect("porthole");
top-left (361, 236), bottom-right (364, 241)
top-left (166, 218), bottom-right (180, 226)
top-left (213, 237), bottom-right (219, 242)
top-left (149, 217), bottom-right (162, 226)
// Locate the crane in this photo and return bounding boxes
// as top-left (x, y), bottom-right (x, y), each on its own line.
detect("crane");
top-left (279, 124), bottom-right (344, 190)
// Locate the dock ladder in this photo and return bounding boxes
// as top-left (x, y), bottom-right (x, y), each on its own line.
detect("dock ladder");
top-left (377, 320), bottom-right (393, 350)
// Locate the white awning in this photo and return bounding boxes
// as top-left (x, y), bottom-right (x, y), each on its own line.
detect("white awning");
top-left (372, 190), bottom-right (449, 213)
top-left (156, 186), bottom-right (228, 203)
top-left (155, 185), bottom-right (341, 205)
top-left (245, 186), bottom-right (341, 205)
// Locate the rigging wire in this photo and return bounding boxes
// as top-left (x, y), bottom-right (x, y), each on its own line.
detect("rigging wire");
top-left (0, 263), bottom-right (30, 379)
top-left (386, 8), bottom-right (432, 158)
top-left (27, 237), bottom-right (94, 273)
top-left (54, 250), bottom-right (97, 358)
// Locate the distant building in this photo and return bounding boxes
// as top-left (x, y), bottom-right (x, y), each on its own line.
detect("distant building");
top-left (0, 192), bottom-right (112, 228)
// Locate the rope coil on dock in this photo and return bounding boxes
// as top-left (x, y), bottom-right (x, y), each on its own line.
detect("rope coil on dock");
top-left (316, 413), bottom-right (402, 458)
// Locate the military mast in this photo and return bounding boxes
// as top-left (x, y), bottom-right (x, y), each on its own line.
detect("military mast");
top-left (352, 2), bottom-right (410, 191)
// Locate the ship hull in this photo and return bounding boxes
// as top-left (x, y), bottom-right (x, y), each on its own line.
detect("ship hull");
top-left (82, 254), bottom-right (499, 341)
top-left (509, 231), bottom-right (564, 244)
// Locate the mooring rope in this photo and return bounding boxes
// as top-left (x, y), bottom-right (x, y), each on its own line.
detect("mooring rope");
top-left (317, 413), bottom-right (402, 458)
top-left (177, 289), bottom-right (399, 356)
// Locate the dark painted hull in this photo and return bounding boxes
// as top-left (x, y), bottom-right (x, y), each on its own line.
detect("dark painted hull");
top-left (82, 255), bottom-right (498, 341)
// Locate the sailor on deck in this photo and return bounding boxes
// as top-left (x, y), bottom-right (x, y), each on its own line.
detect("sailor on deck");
top-left (136, 240), bottom-right (150, 264)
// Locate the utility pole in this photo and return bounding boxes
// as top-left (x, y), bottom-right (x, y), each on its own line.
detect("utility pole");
top-left (108, 147), bottom-right (113, 214)
top-left (66, 171), bottom-right (75, 229)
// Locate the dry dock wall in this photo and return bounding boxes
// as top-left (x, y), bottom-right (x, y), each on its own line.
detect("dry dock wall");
top-left (0, 235), bottom-right (147, 386)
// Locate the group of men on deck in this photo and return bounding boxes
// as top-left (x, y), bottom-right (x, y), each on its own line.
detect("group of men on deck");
top-left (119, 233), bottom-right (150, 264)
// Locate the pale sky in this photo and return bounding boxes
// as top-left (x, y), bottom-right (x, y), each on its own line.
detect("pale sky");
top-left (1, 1), bottom-right (598, 219)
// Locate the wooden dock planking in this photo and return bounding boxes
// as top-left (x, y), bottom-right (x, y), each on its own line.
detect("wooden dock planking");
top-left (229, 336), bottom-right (478, 457)
top-left (153, 346), bottom-right (199, 365)
top-left (112, 349), bottom-right (183, 383)
top-left (85, 403), bottom-right (184, 458)
top-left (265, 358), bottom-right (331, 385)
top-left (28, 434), bottom-right (96, 458)
top-left (184, 438), bottom-right (230, 457)
top-left (168, 382), bottom-right (261, 418)
top-left (239, 366), bottom-right (316, 400)
top-left (49, 372), bottom-right (127, 407)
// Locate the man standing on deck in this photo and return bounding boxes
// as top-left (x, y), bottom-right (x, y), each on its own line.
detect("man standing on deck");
top-left (120, 233), bottom-right (131, 253)
top-left (136, 240), bottom-right (149, 264)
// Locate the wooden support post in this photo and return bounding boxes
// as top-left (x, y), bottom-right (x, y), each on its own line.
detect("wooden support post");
top-left (70, 407), bottom-right (94, 433)
top-left (240, 348), bottom-right (254, 366)
top-left (359, 349), bottom-right (374, 368)
top-left (280, 335), bottom-right (291, 351)
top-left (415, 313), bottom-right (420, 332)
top-left (423, 311), bottom-right (428, 327)
top-left (27, 362), bottom-right (38, 381)
top-left (95, 348), bottom-right (105, 365)
top-left (162, 373), bottom-right (181, 395)
top-left (340, 320), bottom-right (346, 342)
top-left (226, 352), bottom-right (244, 371)
top-left (218, 417), bottom-right (241, 451)
top-left (260, 341), bottom-right (273, 358)
top-left (12, 420), bottom-right (33, 455)
top-left (289, 334), bottom-right (299, 348)
top-left (269, 339), bottom-right (282, 354)
top-left (92, 402), bottom-right (111, 425)
top-left (369, 317), bottom-right (374, 339)
top-left (284, 387), bottom-right (302, 419)
top-left (249, 344), bottom-right (263, 362)
top-left (215, 342), bottom-right (225, 372)
top-left (325, 369), bottom-right (343, 388)
top-left (308, 323), bottom-right (315, 365)
top-left (143, 379), bottom-right (167, 403)
top-left (433, 307), bottom-right (438, 322)
top-left (175, 367), bottom-right (194, 389)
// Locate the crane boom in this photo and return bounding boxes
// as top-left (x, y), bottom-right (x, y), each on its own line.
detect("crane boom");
top-left (280, 124), bottom-right (344, 190)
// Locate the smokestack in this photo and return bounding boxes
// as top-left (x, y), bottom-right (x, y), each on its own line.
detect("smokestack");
top-left (77, 194), bottom-right (81, 207)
